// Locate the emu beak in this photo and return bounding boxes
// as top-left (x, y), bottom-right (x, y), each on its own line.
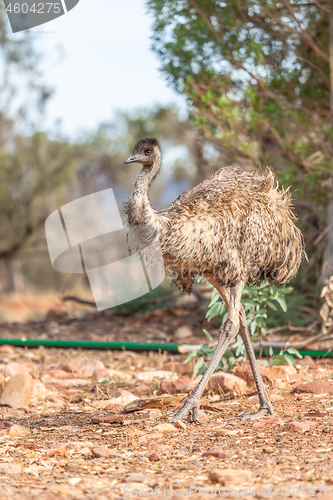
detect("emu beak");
top-left (124, 154), bottom-right (139, 164)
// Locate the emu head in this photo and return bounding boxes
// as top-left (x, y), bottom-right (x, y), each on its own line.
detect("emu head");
top-left (124, 137), bottom-right (161, 166)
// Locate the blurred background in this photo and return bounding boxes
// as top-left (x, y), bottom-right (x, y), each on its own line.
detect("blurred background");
top-left (0, 0), bottom-right (331, 328)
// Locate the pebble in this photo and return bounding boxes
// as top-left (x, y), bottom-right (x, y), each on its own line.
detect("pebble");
top-left (252, 417), bottom-right (284, 429)
top-left (202, 450), bottom-right (229, 459)
top-left (154, 423), bottom-right (178, 433)
top-left (208, 372), bottom-right (248, 393)
top-left (0, 462), bottom-right (22, 474)
top-left (148, 452), bottom-right (160, 461)
top-left (42, 369), bottom-right (75, 380)
top-left (209, 468), bottom-right (253, 485)
top-left (91, 414), bottom-right (124, 424)
top-left (268, 365), bottom-right (296, 379)
top-left (293, 380), bottom-right (333, 394)
top-left (174, 326), bottom-right (193, 340)
top-left (303, 411), bottom-right (327, 418)
top-left (0, 373), bottom-right (5, 393)
top-left (70, 358), bottom-right (105, 378)
top-left (46, 444), bottom-right (68, 456)
top-left (284, 421), bottom-right (316, 432)
top-left (186, 410), bottom-right (209, 423)
top-left (6, 362), bottom-right (33, 376)
top-left (233, 361), bottom-right (269, 384)
top-left (136, 371), bottom-right (178, 382)
top-left (8, 424), bottom-right (31, 436)
top-left (0, 373), bottom-right (34, 407)
top-left (91, 446), bottom-right (119, 458)
top-left (148, 444), bottom-right (173, 453)
top-left (0, 345), bottom-right (15, 354)
top-left (160, 378), bottom-right (192, 394)
top-left (125, 473), bottom-right (151, 483)
top-left (31, 380), bottom-right (47, 401)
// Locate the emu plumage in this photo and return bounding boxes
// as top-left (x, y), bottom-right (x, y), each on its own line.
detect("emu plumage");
top-left (124, 137), bottom-right (305, 422)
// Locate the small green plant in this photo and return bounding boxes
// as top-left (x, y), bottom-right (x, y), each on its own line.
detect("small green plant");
top-left (185, 280), bottom-right (302, 377)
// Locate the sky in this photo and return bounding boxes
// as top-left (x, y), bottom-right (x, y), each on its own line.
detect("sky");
top-left (32, 0), bottom-right (186, 138)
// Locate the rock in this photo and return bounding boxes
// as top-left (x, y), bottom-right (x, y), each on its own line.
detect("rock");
top-left (233, 361), bottom-right (269, 384)
top-left (148, 452), bottom-right (160, 461)
top-left (70, 358), bottom-right (105, 378)
top-left (303, 411), bottom-right (327, 418)
top-left (298, 355), bottom-right (317, 369)
top-left (6, 362), bottom-right (33, 376)
top-left (186, 410), bottom-right (209, 423)
top-left (160, 378), bottom-right (192, 394)
top-left (50, 378), bottom-right (91, 388)
top-left (203, 451), bottom-right (229, 459)
top-left (133, 383), bottom-right (150, 395)
top-left (46, 444), bottom-right (68, 456)
top-left (293, 380), bottom-right (333, 394)
top-left (91, 446), bottom-right (118, 458)
top-left (252, 417), bottom-right (284, 429)
top-left (125, 473), bottom-right (152, 483)
top-left (91, 414), bottom-right (124, 424)
top-left (92, 369), bottom-right (110, 380)
top-left (0, 462), bottom-right (22, 474)
top-left (42, 369), bottom-right (75, 380)
top-left (268, 365), bottom-right (296, 380)
top-left (208, 372), bottom-right (248, 393)
top-left (46, 308), bottom-right (69, 320)
top-left (31, 380), bottom-right (47, 401)
top-left (284, 421), bottom-right (316, 432)
top-left (288, 374), bottom-right (311, 384)
top-left (154, 423), bottom-right (178, 433)
top-left (148, 443), bottom-right (173, 454)
top-left (174, 326), bottom-right (193, 340)
top-left (0, 373), bottom-right (34, 407)
top-left (8, 424), bottom-right (30, 436)
top-left (0, 345), bottom-right (15, 354)
top-left (136, 371), bottom-right (178, 382)
top-left (48, 363), bottom-right (72, 372)
top-left (209, 469), bottom-right (253, 485)
top-left (107, 389), bottom-right (137, 406)
top-left (45, 393), bottom-right (65, 405)
top-left (0, 373), bottom-right (5, 394)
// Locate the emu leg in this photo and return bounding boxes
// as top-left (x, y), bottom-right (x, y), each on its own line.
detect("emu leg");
top-left (170, 283), bottom-right (243, 423)
top-left (210, 283), bottom-right (273, 420)
top-left (237, 305), bottom-right (274, 419)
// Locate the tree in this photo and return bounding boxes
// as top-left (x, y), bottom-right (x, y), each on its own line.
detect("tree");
top-left (147, 0), bottom-right (333, 283)
top-left (0, 7), bottom-right (80, 291)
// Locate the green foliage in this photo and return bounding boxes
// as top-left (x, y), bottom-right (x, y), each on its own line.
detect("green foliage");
top-left (147, 0), bottom-right (333, 282)
top-left (185, 281), bottom-right (302, 377)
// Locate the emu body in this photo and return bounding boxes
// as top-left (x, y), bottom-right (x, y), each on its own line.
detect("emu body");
top-left (124, 137), bottom-right (305, 422)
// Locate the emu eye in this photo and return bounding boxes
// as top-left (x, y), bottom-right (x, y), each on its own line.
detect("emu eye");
top-left (145, 149), bottom-right (152, 156)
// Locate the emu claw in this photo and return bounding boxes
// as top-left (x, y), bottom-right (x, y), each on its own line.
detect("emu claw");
top-left (170, 398), bottom-right (200, 423)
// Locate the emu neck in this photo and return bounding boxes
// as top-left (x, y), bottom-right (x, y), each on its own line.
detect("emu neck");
top-left (128, 155), bottom-right (161, 226)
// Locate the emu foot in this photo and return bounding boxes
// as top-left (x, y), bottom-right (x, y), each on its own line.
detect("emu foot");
top-left (170, 397), bottom-right (200, 423)
top-left (237, 403), bottom-right (274, 420)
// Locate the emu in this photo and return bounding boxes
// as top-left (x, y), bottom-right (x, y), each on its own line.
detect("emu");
top-left (124, 137), bottom-right (305, 423)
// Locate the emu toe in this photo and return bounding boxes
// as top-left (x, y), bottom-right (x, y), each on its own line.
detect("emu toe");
top-left (170, 397), bottom-right (200, 423)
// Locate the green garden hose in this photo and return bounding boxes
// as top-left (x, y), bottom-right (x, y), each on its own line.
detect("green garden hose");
top-left (0, 338), bottom-right (331, 358)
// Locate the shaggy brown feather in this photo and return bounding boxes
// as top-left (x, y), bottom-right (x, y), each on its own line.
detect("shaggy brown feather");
top-left (124, 139), bottom-right (305, 293)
